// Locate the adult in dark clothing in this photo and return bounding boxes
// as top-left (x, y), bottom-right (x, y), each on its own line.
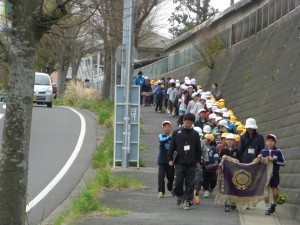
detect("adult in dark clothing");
top-left (141, 77), bottom-right (152, 106)
top-left (238, 118), bottom-right (265, 163)
top-left (211, 83), bottom-right (222, 101)
top-left (168, 113), bottom-right (202, 210)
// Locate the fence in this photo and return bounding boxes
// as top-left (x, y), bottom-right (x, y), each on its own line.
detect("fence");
top-left (134, 0), bottom-right (300, 79)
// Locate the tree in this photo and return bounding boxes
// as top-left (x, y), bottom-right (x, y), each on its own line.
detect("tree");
top-left (168, 0), bottom-right (218, 38)
top-left (91, 0), bottom-right (163, 98)
top-left (0, 1), bottom-right (72, 224)
top-left (193, 33), bottom-right (225, 70)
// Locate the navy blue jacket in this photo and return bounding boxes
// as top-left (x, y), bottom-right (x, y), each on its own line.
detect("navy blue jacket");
top-left (260, 147), bottom-right (285, 175)
top-left (238, 130), bottom-right (265, 163)
top-left (157, 134), bottom-right (171, 164)
top-left (203, 146), bottom-right (219, 173)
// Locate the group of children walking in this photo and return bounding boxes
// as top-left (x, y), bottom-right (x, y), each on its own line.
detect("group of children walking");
top-left (155, 77), bottom-right (286, 215)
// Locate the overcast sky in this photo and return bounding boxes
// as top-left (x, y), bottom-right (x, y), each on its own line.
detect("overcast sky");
top-left (156, 0), bottom-right (242, 37)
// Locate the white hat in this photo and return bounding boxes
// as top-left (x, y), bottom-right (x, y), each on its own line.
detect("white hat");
top-left (194, 126), bottom-right (203, 136)
top-left (245, 118), bottom-right (258, 129)
top-left (223, 112), bottom-right (230, 118)
top-left (215, 109), bottom-right (223, 114)
top-left (184, 76), bottom-right (190, 81)
top-left (192, 92), bottom-right (199, 98)
top-left (170, 79), bottom-right (175, 83)
top-left (203, 125), bottom-right (211, 134)
top-left (185, 79), bottom-right (191, 85)
top-left (222, 108), bottom-right (228, 112)
top-left (206, 103), bottom-right (213, 108)
top-left (162, 120), bottom-right (171, 127)
top-left (200, 95), bottom-right (207, 100)
top-left (191, 78), bottom-right (196, 84)
top-left (157, 80), bottom-right (162, 84)
top-left (197, 89), bottom-right (203, 94)
top-left (266, 134), bottom-right (277, 141)
top-left (206, 91), bottom-right (212, 97)
top-left (198, 108), bottom-right (206, 114)
top-left (176, 82), bottom-right (180, 87)
top-left (212, 106), bottom-right (219, 112)
top-left (182, 85), bottom-right (188, 90)
top-left (209, 113), bottom-right (217, 120)
top-left (226, 133), bottom-right (235, 140)
top-left (176, 79), bottom-right (180, 83)
top-left (144, 76), bottom-right (149, 80)
top-left (216, 116), bottom-right (223, 122)
top-left (219, 119), bottom-right (229, 129)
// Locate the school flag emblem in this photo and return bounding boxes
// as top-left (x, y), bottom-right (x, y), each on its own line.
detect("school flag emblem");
top-left (215, 157), bottom-right (273, 206)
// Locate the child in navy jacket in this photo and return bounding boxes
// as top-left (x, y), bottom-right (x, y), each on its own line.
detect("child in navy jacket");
top-left (258, 134), bottom-right (285, 215)
top-left (157, 121), bottom-right (174, 198)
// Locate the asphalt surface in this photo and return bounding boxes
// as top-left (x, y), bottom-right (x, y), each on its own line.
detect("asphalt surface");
top-left (0, 104), bottom-right (98, 225)
top-left (42, 105), bottom-right (298, 225)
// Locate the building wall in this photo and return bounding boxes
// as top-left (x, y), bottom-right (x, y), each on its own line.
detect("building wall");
top-left (165, 5), bottom-right (300, 218)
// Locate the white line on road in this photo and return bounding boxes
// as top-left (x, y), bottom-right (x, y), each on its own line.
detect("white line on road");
top-left (26, 106), bottom-right (87, 212)
top-left (0, 114), bottom-right (4, 120)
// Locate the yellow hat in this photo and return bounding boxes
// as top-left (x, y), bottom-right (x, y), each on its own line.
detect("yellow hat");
top-left (235, 121), bottom-right (242, 126)
top-left (227, 109), bottom-right (234, 115)
top-left (210, 96), bottom-right (216, 101)
top-left (221, 133), bottom-right (227, 139)
top-left (161, 84), bottom-right (165, 90)
top-left (242, 128), bottom-right (246, 134)
top-left (230, 115), bottom-right (237, 123)
top-left (204, 134), bottom-right (215, 142)
top-left (154, 82), bottom-right (158, 85)
top-left (219, 102), bottom-right (226, 109)
top-left (197, 85), bottom-right (202, 89)
top-left (235, 135), bottom-right (240, 142)
top-left (219, 99), bottom-right (225, 102)
top-left (237, 124), bottom-right (245, 131)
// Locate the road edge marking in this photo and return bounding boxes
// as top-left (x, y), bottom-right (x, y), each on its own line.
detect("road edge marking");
top-left (26, 106), bottom-right (86, 212)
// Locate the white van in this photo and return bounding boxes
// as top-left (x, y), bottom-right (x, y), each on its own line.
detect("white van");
top-left (33, 72), bottom-right (53, 108)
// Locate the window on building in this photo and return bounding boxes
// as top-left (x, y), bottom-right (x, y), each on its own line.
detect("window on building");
top-left (249, 11), bottom-right (256, 36)
top-left (256, 7), bottom-right (262, 33)
top-left (262, 4), bottom-right (269, 29)
top-left (289, 0), bottom-right (296, 12)
top-left (237, 20), bottom-right (243, 43)
top-left (243, 15), bottom-right (250, 39)
top-left (282, 0), bottom-right (288, 16)
top-left (275, 0), bottom-right (282, 21)
top-left (231, 22), bottom-right (238, 45)
top-left (269, 0), bottom-right (275, 25)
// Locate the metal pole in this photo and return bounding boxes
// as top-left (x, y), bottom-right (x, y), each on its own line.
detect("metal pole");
top-left (121, 0), bottom-right (134, 168)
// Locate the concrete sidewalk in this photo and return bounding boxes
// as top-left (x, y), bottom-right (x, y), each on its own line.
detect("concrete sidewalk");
top-left (43, 106), bottom-right (298, 225)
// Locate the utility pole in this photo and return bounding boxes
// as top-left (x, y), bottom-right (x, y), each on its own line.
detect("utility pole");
top-left (121, 0), bottom-right (134, 168)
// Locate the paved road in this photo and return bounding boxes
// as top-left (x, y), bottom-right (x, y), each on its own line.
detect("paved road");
top-left (0, 103), bottom-right (98, 225)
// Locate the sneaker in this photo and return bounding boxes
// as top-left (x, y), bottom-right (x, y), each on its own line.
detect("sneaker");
top-left (183, 200), bottom-right (191, 210)
top-left (243, 206), bottom-right (250, 210)
top-left (269, 203), bottom-right (276, 213)
top-left (176, 196), bottom-right (182, 206)
top-left (158, 192), bottom-right (164, 198)
top-left (204, 190), bottom-right (210, 198)
top-left (265, 208), bottom-right (271, 215)
top-left (230, 203), bottom-right (236, 210)
top-left (193, 195), bottom-right (200, 205)
top-left (225, 204), bottom-right (231, 212)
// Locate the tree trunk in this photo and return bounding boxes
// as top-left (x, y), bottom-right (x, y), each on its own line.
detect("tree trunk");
top-left (0, 5), bottom-right (42, 225)
top-left (57, 56), bottom-right (69, 98)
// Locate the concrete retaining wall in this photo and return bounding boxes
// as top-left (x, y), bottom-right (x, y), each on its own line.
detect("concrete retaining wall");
top-left (165, 6), bottom-right (300, 215)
